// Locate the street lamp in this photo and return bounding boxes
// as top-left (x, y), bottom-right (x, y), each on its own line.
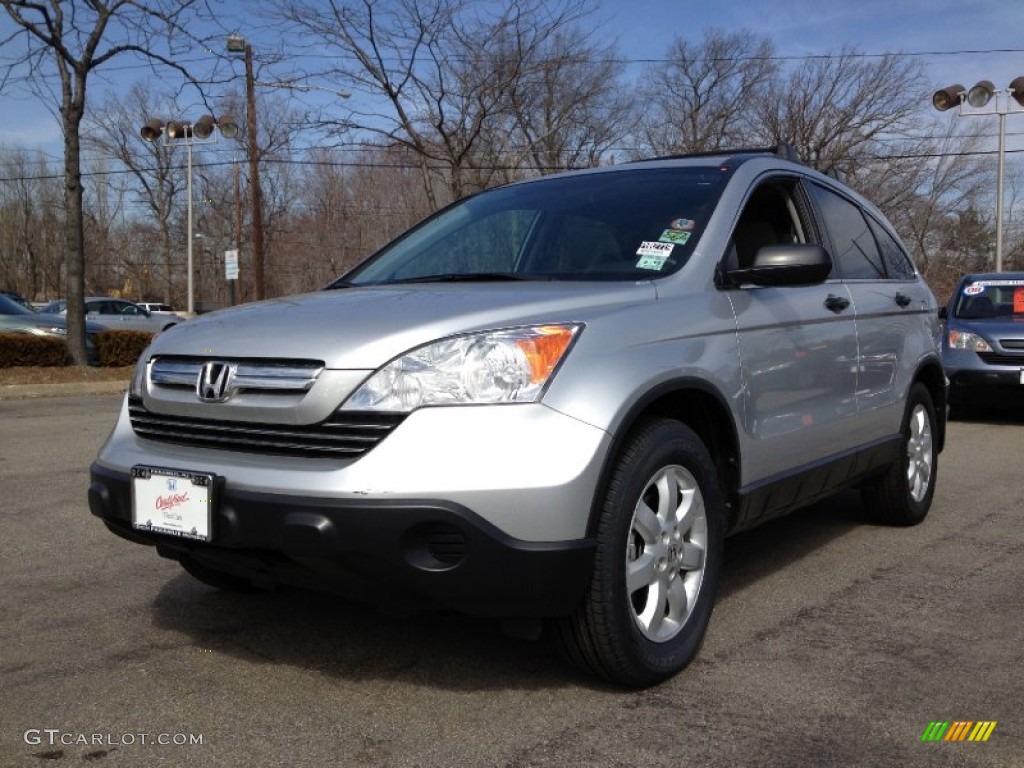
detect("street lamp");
top-left (227, 32), bottom-right (266, 301)
top-left (140, 115), bottom-right (239, 315)
top-left (933, 77), bottom-right (1024, 272)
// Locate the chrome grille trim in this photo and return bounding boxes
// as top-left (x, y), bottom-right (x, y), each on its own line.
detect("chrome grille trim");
top-left (128, 396), bottom-right (405, 459)
top-left (150, 357), bottom-right (324, 393)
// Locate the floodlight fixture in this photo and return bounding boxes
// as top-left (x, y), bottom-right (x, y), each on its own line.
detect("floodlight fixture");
top-left (967, 80), bottom-right (996, 108)
top-left (140, 119), bottom-right (165, 142)
top-left (217, 115), bottom-right (239, 139)
top-left (1010, 76), bottom-right (1024, 108)
top-left (193, 114), bottom-right (216, 139)
top-left (932, 84), bottom-right (965, 111)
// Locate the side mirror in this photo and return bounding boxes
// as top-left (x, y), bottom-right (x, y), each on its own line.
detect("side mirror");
top-left (725, 244), bottom-right (832, 287)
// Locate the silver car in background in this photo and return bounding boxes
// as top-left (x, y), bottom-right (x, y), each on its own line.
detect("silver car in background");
top-left (90, 147), bottom-right (945, 687)
top-left (40, 297), bottom-right (180, 333)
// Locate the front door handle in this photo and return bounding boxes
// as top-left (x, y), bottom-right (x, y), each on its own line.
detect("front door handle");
top-left (824, 294), bottom-right (851, 313)
top-left (894, 293), bottom-right (912, 308)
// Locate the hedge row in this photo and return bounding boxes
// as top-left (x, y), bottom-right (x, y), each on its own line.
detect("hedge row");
top-left (0, 330), bottom-right (154, 367)
top-left (0, 333), bottom-right (66, 366)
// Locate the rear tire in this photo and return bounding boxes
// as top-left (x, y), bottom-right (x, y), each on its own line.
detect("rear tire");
top-left (553, 419), bottom-right (724, 687)
top-left (861, 383), bottom-right (937, 526)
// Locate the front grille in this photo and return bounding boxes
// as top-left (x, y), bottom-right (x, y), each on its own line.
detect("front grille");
top-left (977, 351), bottom-right (1024, 366)
top-left (128, 396), bottom-right (405, 459)
top-left (1000, 339), bottom-right (1024, 350)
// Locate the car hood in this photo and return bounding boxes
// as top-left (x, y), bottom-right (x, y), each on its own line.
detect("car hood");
top-left (147, 282), bottom-right (658, 368)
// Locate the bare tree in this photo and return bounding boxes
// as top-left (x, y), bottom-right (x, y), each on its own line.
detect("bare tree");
top-left (635, 29), bottom-right (777, 157)
top-left (272, 0), bottom-right (606, 207)
top-left (84, 84), bottom-right (187, 304)
top-left (0, 0), bottom-right (209, 363)
top-left (501, 28), bottom-right (631, 175)
top-left (755, 48), bottom-right (925, 174)
top-left (0, 149), bottom-right (62, 299)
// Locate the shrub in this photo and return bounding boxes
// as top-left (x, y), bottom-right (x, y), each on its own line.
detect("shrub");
top-left (0, 333), bottom-right (66, 366)
top-left (96, 330), bottom-right (154, 367)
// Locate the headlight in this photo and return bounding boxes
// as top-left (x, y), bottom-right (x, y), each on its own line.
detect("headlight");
top-left (130, 357), bottom-right (149, 397)
top-left (948, 329), bottom-right (992, 352)
top-left (342, 324), bottom-right (581, 412)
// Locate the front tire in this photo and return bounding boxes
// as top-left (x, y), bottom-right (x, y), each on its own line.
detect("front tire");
top-left (553, 419), bottom-right (724, 687)
top-left (861, 382), bottom-right (938, 525)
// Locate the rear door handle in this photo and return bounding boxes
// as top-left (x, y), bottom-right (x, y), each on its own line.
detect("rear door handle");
top-left (824, 294), bottom-right (850, 313)
top-left (894, 293), bottom-right (912, 308)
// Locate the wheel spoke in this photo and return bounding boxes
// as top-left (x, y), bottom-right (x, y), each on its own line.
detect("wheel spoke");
top-left (665, 571), bottom-right (688, 622)
top-left (632, 501), bottom-right (661, 543)
top-left (679, 541), bottom-right (704, 571)
top-left (639, 574), bottom-right (670, 636)
top-left (626, 551), bottom-right (658, 595)
top-left (655, 470), bottom-right (679, 522)
top-left (675, 486), bottom-right (702, 533)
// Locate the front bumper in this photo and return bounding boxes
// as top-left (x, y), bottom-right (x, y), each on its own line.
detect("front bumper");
top-left (89, 463), bottom-right (595, 617)
top-left (943, 349), bottom-right (1024, 406)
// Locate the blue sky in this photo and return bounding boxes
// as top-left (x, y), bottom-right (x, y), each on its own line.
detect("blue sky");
top-left (1, 0), bottom-right (1022, 160)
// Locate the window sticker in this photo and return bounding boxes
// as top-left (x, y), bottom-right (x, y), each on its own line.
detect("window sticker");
top-left (635, 241), bottom-right (674, 271)
top-left (658, 229), bottom-right (691, 245)
top-left (636, 253), bottom-right (671, 271)
top-left (971, 279), bottom-right (1024, 287)
top-left (1014, 287), bottom-right (1024, 314)
top-left (668, 217), bottom-right (695, 231)
top-left (963, 284), bottom-right (984, 296)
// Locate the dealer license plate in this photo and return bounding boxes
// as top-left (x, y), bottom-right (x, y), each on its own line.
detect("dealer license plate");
top-left (132, 466), bottom-right (213, 542)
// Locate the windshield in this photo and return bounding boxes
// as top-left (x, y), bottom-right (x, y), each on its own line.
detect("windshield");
top-left (953, 278), bottom-right (1024, 319)
top-left (0, 294), bottom-right (33, 315)
top-left (339, 167), bottom-right (728, 286)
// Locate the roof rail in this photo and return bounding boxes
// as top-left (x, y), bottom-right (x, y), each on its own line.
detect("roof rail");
top-left (640, 144), bottom-right (803, 164)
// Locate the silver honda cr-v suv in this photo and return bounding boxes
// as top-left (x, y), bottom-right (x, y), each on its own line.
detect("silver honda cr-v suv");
top-left (89, 146), bottom-right (946, 687)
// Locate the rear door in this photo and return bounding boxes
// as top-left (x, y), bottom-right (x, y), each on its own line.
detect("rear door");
top-left (806, 182), bottom-right (930, 441)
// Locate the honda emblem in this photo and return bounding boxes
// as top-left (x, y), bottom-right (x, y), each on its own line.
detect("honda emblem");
top-left (197, 361), bottom-right (236, 402)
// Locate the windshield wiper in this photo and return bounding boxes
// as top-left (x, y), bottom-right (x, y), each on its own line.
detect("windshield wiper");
top-left (384, 272), bottom-right (546, 284)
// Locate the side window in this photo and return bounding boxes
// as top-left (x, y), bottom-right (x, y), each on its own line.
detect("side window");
top-left (809, 183), bottom-right (885, 280)
top-left (729, 178), bottom-right (807, 270)
top-left (867, 218), bottom-right (916, 280)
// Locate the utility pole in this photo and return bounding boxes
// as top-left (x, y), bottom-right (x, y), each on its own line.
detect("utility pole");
top-left (243, 42), bottom-right (265, 300)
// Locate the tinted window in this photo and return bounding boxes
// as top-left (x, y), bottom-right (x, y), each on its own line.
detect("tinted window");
top-left (342, 168), bottom-right (729, 285)
top-left (868, 218), bottom-right (915, 280)
top-left (953, 279), bottom-right (1024, 319)
top-left (810, 184), bottom-right (884, 279)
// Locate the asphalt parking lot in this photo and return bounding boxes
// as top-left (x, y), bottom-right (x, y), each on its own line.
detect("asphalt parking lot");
top-left (2, 394), bottom-right (1022, 767)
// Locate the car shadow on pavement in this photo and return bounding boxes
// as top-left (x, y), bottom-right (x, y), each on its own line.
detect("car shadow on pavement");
top-left (719, 489), bottom-right (865, 600)
top-left (147, 497), bottom-right (873, 692)
top-left (149, 572), bottom-right (585, 691)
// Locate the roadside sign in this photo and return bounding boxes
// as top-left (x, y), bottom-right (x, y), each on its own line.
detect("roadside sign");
top-left (224, 249), bottom-right (239, 281)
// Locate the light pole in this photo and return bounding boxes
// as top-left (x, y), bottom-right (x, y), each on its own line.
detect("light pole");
top-left (227, 33), bottom-right (266, 301)
top-left (933, 77), bottom-right (1024, 272)
top-left (141, 115), bottom-right (238, 315)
